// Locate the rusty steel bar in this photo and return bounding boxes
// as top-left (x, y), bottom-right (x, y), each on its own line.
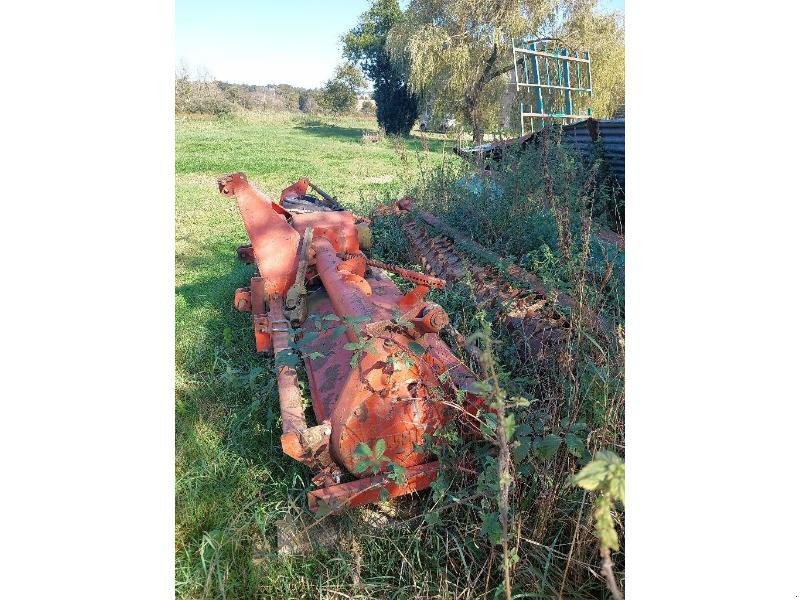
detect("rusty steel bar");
top-left (365, 257), bottom-right (446, 289)
top-left (308, 461), bottom-right (440, 511)
top-left (306, 180), bottom-right (343, 210)
top-left (266, 294), bottom-right (307, 436)
top-left (400, 218), bottom-right (570, 362)
top-left (415, 209), bottom-right (556, 301)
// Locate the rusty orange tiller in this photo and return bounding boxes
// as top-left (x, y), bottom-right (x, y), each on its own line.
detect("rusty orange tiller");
top-left (218, 172), bottom-right (483, 511)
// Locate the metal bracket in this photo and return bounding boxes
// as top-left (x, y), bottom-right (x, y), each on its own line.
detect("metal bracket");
top-left (285, 227), bottom-right (314, 326)
top-left (253, 315), bottom-right (290, 334)
top-left (269, 318), bottom-right (291, 333)
top-left (253, 314), bottom-right (270, 333)
top-left (366, 257), bottom-right (445, 289)
top-left (236, 244), bottom-right (255, 264)
top-left (233, 287), bottom-right (252, 312)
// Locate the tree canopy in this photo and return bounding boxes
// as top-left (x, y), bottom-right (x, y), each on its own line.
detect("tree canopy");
top-left (387, 0), bottom-right (624, 142)
top-left (320, 63), bottom-right (367, 115)
top-left (343, 0), bottom-right (419, 136)
top-left (559, 8), bottom-right (625, 119)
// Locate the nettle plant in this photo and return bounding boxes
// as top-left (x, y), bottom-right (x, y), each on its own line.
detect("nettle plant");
top-left (572, 450), bottom-right (625, 551)
top-left (413, 322), bottom-right (535, 597)
top-left (572, 450), bottom-right (625, 599)
top-left (292, 309), bottom-right (429, 371)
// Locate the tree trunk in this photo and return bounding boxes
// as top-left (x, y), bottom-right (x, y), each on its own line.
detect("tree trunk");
top-left (466, 94), bottom-right (483, 145)
top-left (465, 43), bottom-right (501, 146)
top-left (462, 38), bottom-right (553, 146)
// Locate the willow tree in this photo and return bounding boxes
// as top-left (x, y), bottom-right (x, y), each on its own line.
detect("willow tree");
top-left (560, 9), bottom-right (625, 119)
top-left (387, 0), bottom-right (624, 143)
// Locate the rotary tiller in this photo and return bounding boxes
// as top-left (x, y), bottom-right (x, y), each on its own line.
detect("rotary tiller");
top-left (218, 173), bottom-right (484, 512)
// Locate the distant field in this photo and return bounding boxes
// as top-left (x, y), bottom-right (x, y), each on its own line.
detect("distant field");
top-left (175, 112), bottom-right (458, 599)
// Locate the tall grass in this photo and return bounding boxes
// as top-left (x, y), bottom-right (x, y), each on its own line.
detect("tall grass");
top-left (370, 131), bottom-right (626, 597)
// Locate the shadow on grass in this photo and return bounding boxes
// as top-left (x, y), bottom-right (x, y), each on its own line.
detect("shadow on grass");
top-left (293, 120), bottom-right (368, 144)
top-left (175, 239), bottom-right (301, 470)
top-left (175, 236), bottom-right (336, 489)
top-left (293, 119), bottom-right (456, 154)
top-left (175, 240), bottom-right (316, 599)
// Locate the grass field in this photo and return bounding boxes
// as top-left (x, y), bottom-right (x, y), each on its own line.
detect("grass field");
top-left (176, 111), bottom-right (625, 599)
top-left (175, 112), bottom-right (462, 599)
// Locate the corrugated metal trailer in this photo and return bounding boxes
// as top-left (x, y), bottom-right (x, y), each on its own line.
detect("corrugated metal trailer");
top-left (561, 118), bottom-right (625, 190)
top-left (454, 118), bottom-right (624, 191)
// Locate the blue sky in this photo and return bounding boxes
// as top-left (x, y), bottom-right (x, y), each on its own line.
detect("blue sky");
top-left (176, 0), bottom-right (624, 88)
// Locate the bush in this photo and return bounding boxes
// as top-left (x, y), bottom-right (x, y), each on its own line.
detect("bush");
top-left (374, 79), bottom-right (418, 135)
top-left (360, 98), bottom-right (376, 116)
top-left (222, 85), bottom-right (257, 110)
top-left (181, 79), bottom-right (323, 115)
top-left (320, 63), bottom-right (366, 116)
top-left (175, 78), bottom-right (233, 116)
top-left (298, 91), bottom-right (320, 114)
top-left (275, 84), bottom-right (300, 112)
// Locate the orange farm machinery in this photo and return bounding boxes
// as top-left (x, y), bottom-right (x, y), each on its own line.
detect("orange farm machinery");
top-left (218, 173), bottom-right (484, 512)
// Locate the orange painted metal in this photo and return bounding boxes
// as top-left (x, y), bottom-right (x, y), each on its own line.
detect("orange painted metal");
top-left (249, 276), bottom-right (271, 353)
top-left (308, 461), bottom-right (440, 512)
top-left (233, 287), bottom-right (252, 313)
top-left (279, 177), bottom-right (310, 203)
top-left (218, 172), bottom-right (483, 511)
top-left (219, 173), bottom-right (300, 297)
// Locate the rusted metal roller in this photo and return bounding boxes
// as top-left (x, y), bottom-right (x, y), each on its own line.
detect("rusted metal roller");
top-left (389, 199), bottom-right (600, 362)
